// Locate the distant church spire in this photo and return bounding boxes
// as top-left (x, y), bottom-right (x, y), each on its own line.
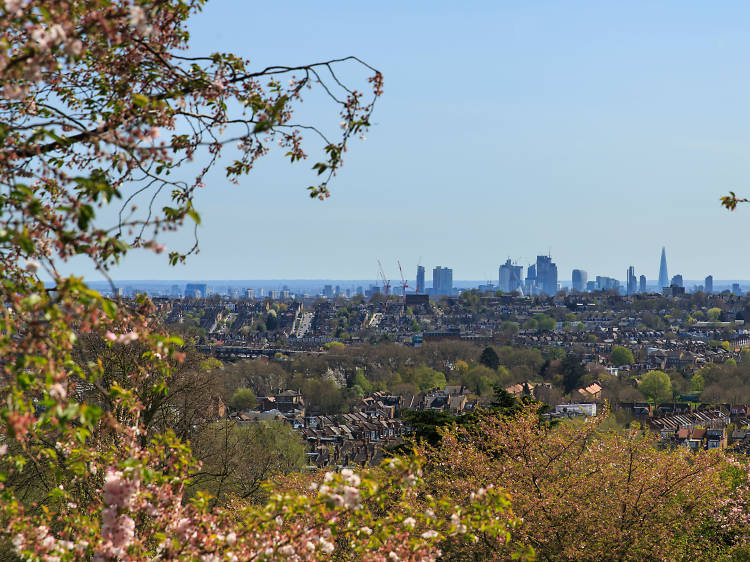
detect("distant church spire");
top-left (658, 247), bottom-right (669, 290)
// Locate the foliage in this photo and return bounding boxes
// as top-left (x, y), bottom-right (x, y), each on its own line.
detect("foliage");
top-left (560, 354), bottom-right (586, 394)
top-left (230, 388), bottom-right (257, 410)
top-left (400, 364), bottom-right (447, 392)
top-left (502, 321), bottom-right (519, 336)
top-left (352, 368), bottom-right (374, 396)
top-left (479, 346), bottom-right (500, 370)
top-left (489, 386), bottom-right (523, 413)
top-left (461, 364), bottom-right (505, 397)
top-left (265, 312), bottom-right (280, 331)
top-left (639, 370), bottom-right (673, 403)
top-left (453, 359), bottom-right (469, 376)
top-left (610, 345), bottom-right (635, 366)
top-left (188, 420), bottom-right (304, 505)
top-left (534, 314), bottom-right (556, 332)
top-left (199, 357), bottom-right (224, 372)
top-left (421, 406), bottom-right (727, 561)
top-left (400, 410), bottom-right (458, 447)
top-left (691, 373), bottom-right (706, 392)
top-left (300, 378), bottom-right (346, 414)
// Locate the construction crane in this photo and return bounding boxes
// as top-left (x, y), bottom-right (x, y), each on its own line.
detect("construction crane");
top-left (377, 259), bottom-right (391, 297)
top-left (377, 259), bottom-right (390, 314)
top-left (397, 260), bottom-right (408, 314)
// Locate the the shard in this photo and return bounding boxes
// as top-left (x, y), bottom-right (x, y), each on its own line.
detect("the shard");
top-left (658, 247), bottom-right (669, 290)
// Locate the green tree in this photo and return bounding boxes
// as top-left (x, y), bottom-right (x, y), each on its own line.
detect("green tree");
top-left (545, 347), bottom-right (566, 361)
top-left (639, 370), bottom-right (673, 403)
top-left (415, 365), bottom-right (447, 391)
top-left (535, 314), bottom-right (556, 332)
top-left (454, 359), bottom-right (470, 378)
top-left (502, 321), bottom-right (519, 336)
top-left (199, 357), bottom-right (224, 371)
top-left (690, 373), bottom-right (705, 392)
top-left (190, 420), bottom-right (305, 505)
top-left (489, 386), bottom-right (523, 415)
top-left (301, 378), bottom-right (345, 414)
top-left (230, 388), bottom-right (257, 410)
top-left (400, 410), bottom-right (457, 447)
top-left (265, 311), bottom-right (280, 331)
top-left (352, 368), bottom-right (373, 395)
top-left (707, 307), bottom-right (722, 322)
top-left (560, 354), bottom-right (585, 394)
top-left (479, 346), bottom-right (500, 370)
top-left (462, 365), bottom-right (499, 397)
top-left (610, 345), bottom-right (635, 366)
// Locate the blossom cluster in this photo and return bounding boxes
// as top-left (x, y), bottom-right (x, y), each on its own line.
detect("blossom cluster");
top-left (314, 467), bottom-right (363, 510)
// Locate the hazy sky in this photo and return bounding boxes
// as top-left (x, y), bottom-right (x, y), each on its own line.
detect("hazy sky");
top-left (84, 1), bottom-right (750, 283)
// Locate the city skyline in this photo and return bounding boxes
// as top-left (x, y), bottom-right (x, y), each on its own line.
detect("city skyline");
top-left (89, 274), bottom-right (750, 301)
top-left (89, 246), bottom-right (748, 299)
top-left (82, 246), bottom-right (741, 288)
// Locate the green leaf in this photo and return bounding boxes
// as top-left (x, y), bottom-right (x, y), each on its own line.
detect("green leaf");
top-left (76, 204), bottom-right (95, 230)
top-left (102, 299), bottom-right (117, 319)
top-left (253, 120), bottom-right (272, 133)
top-left (133, 94), bottom-right (150, 107)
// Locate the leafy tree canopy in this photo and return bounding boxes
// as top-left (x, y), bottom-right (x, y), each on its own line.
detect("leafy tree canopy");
top-left (639, 370), bottom-right (673, 403)
top-left (610, 345), bottom-right (635, 366)
top-left (230, 388), bottom-right (257, 410)
top-left (479, 346), bottom-right (500, 370)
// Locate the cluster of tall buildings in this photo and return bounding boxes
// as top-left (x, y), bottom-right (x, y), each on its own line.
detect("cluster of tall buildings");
top-left (488, 247), bottom-right (721, 297)
top-left (497, 256), bottom-right (558, 295)
top-left (411, 265), bottom-right (455, 296)
top-left (499, 259), bottom-right (523, 293)
top-left (571, 247), bottom-right (718, 296)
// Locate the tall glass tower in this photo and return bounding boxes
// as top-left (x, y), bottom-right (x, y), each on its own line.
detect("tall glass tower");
top-left (658, 247), bottom-right (669, 290)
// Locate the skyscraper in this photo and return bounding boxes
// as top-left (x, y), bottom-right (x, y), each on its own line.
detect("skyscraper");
top-left (185, 283), bottom-right (207, 298)
top-left (596, 276), bottom-right (619, 291)
top-left (658, 247), bottom-right (669, 291)
top-left (416, 265), bottom-right (425, 294)
top-left (627, 266), bottom-right (637, 295)
top-left (671, 275), bottom-right (683, 288)
top-left (499, 259), bottom-right (523, 293)
top-left (525, 264), bottom-right (537, 295)
top-left (705, 275), bottom-right (713, 294)
top-left (639, 275), bottom-right (647, 293)
top-left (571, 269), bottom-right (587, 292)
top-left (535, 255), bottom-right (558, 295)
top-left (432, 266), bottom-right (453, 296)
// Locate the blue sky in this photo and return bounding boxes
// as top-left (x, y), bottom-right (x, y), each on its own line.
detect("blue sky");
top-left (86, 1), bottom-right (750, 283)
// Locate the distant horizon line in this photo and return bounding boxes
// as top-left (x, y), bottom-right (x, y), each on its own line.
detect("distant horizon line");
top-left (82, 278), bottom-right (750, 285)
